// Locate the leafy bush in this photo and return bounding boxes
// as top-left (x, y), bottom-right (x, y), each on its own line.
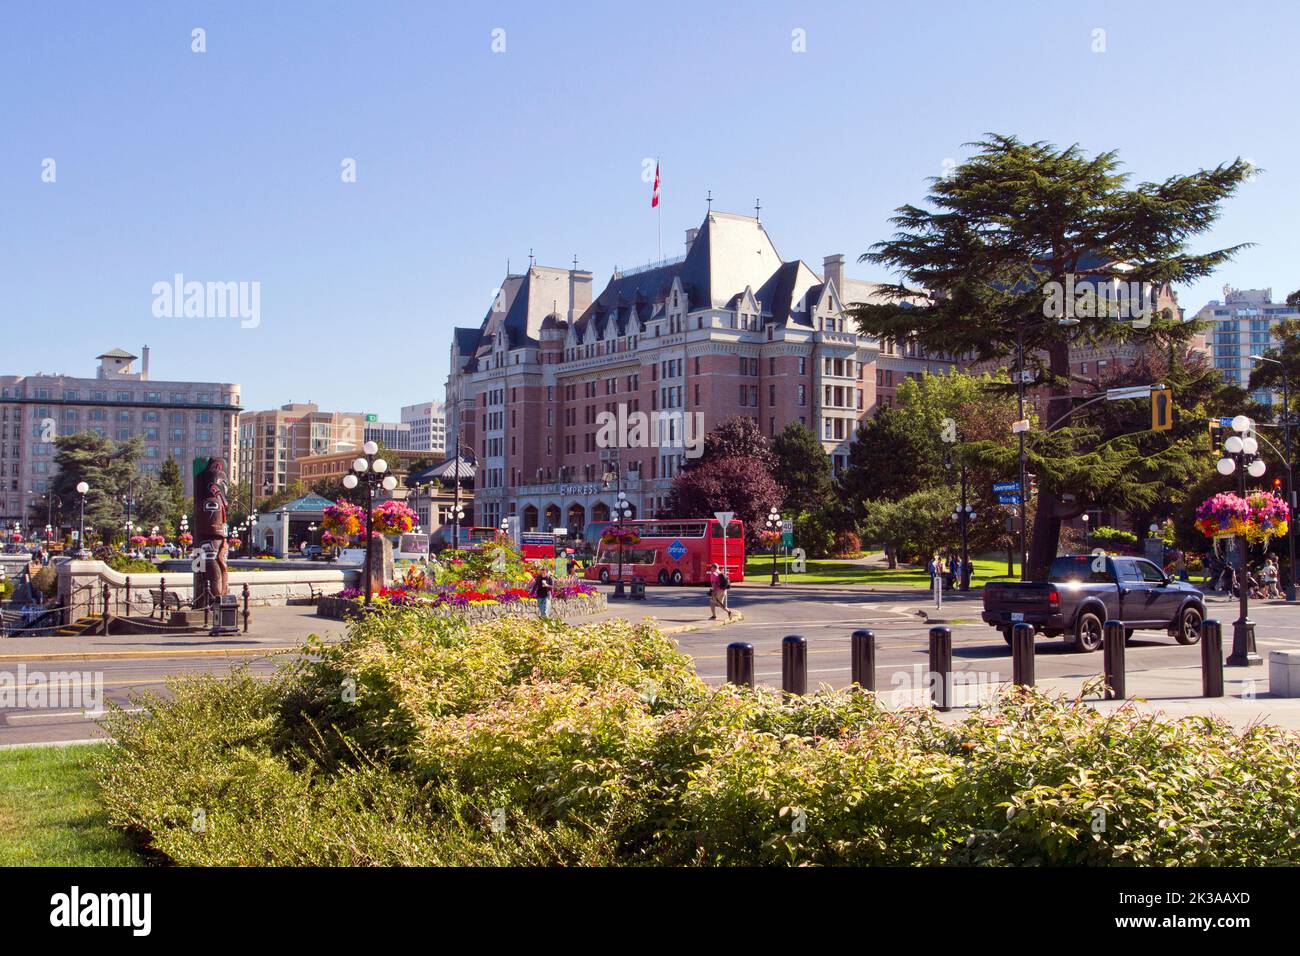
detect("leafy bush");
top-left (106, 555), bottom-right (156, 574)
top-left (95, 612), bottom-right (1300, 866)
top-left (31, 566), bottom-right (57, 599)
top-left (830, 530), bottom-right (862, 557)
top-left (1089, 526), bottom-right (1138, 547)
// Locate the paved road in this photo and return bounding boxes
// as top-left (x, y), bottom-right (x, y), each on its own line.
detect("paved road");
top-left (2, 587), bottom-right (1297, 746)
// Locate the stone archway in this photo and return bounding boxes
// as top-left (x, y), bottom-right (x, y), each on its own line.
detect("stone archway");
top-left (592, 501), bottom-right (611, 523)
top-left (567, 502), bottom-right (586, 537)
top-left (522, 505), bottom-right (539, 532)
top-left (544, 504), bottom-right (561, 531)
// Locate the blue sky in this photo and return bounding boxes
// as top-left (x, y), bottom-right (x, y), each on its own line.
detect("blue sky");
top-left (3, 0), bottom-right (1297, 416)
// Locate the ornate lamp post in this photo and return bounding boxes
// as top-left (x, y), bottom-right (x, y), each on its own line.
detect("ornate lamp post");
top-left (765, 506), bottom-right (782, 586)
top-left (1217, 415), bottom-right (1266, 666)
top-left (342, 441), bottom-right (396, 606)
top-left (75, 481), bottom-right (90, 556)
top-left (450, 502), bottom-right (466, 552)
top-left (950, 499), bottom-right (977, 591)
top-left (179, 514), bottom-right (189, 552)
top-left (612, 491), bottom-right (633, 597)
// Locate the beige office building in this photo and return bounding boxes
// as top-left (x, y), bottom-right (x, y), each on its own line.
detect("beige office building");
top-left (237, 402), bottom-right (365, 496)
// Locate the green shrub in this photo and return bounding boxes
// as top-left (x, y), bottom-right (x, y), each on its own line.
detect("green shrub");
top-left (31, 566), bottom-right (57, 598)
top-left (95, 612), bottom-right (1300, 866)
top-left (106, 555), bottom-right (156, 574)
top-left (1089, 526), bottom-right (1138, 547)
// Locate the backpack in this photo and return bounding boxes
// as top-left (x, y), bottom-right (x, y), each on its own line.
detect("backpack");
top-left (717, 572), bottom-right (730, 590)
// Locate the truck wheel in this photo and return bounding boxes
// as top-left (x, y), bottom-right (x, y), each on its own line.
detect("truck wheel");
top-left (1000, 628), bottom-right (1013, 646)
top-left (1174, 605), bottom-right (1203, 645)
top-left (1072, 611), bottom-right (1104, 653)
top-left (671, 569), bottom-right (684, 585)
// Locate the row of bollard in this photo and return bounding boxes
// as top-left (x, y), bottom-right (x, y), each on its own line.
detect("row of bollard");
top-left (726, 617), bottom-right (1229, 706)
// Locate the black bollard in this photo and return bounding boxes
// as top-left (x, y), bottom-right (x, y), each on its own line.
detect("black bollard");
top-left (726, 641), bottom-right (754, 688)
top-left (243, 583), bottom-right (251, 634)
top-left (850, 629), bottom-right (876, 691)
top-left (1102, 620), bottom-right (1126, 700)
top-left (928, 626), bottom-right (952, 711)
top-left (1201, 618), bottom-right (1224, 698)
top-left (782, 634), bottom-right (807, 696)
top-left (1011, 623), bottom-right (1035, 688)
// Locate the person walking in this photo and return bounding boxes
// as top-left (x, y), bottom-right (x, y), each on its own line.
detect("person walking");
top-left (531, 568), bottom-right (555, 619)
top-left (926, 553), bottom-right (938, 590)
top-left (1261, 554), bottom-right (1280, 599)
top-left (707, 562), bottom-right (734, 621)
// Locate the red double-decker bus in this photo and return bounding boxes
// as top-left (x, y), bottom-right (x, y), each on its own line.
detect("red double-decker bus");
top-left (584, 518), bottom-right (744, 585)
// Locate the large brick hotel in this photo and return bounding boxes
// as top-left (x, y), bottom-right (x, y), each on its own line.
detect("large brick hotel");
top-left (446, 209), bottom-right (953, 534)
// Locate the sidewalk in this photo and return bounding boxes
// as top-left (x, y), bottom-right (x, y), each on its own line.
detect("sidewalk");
top-left (0, 605), bottom-right (347, 660)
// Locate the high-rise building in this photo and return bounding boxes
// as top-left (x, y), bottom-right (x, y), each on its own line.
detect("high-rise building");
top-left (0, 347), bottom-right (240, 527)
top-left (399, 401), bottom-right (446, 454)
top-left (236, 402), bottom-right (364, 497)
top-left (363, 420), bottom-right (415, 451)
top-left (445, 210), bottom-right (927, 533)
top-left (1193, 286), bottom-right (1298, 406)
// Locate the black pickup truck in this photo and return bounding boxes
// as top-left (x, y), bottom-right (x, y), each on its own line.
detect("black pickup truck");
top-left (982, 554), bottom-right (1205, 652)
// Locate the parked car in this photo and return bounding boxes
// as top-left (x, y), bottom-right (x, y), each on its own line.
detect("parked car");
top-left (302, 544), bottom-right (324, 560)
top-left (982, 554), bottom-right (1205, 652)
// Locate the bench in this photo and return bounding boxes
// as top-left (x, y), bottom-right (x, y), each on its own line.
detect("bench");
top-left (148, 589), bottom-right (192, 618)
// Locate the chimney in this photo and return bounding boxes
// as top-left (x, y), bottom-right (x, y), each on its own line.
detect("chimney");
top-left (141, 345), bottom-right (150, 380)
top-left (823, 255), bottom-right (845, 293)
top-left (685, 227), bottom-right (699, 253)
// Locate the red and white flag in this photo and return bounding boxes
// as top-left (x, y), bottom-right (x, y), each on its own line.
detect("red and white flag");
top-left (651, 161), bottom-right (660, 208)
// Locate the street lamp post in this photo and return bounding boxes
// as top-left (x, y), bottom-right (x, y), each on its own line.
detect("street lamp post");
top-left (765, 506), bottom-right (782, 586)
top-left (75, 481), bottom-right (89, 556)
top-left (1218, 415), bottom-right (1266, 666)
top-left (342, 441), bottom-right (396, 606)
top-left (1015, 323), bottom-right (1029, 581)
top-left (1251, 354), bottom-right (1296, 600)
top-left (612, 491), bottom-right (632, 597)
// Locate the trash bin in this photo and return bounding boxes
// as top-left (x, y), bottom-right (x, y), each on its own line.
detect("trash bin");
top-left (630, 577), bottom-right (646, 600)
top-left (215, 594), bottom-right (239, 633)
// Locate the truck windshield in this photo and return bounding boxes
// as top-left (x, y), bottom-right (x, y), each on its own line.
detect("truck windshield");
top-left (1048, 556), bottom-right (1114, 584)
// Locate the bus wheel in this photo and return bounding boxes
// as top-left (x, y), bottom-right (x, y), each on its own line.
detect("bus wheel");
top-left (599, 568), bottom-right (610, 584)
top-left (671, 570), bottom-right (684, 585)
top-left (658, 570), bottom-right (670, 585)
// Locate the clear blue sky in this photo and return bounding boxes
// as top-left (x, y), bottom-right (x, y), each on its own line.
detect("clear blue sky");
top-left (3, 0), bottom-right (1296, 416)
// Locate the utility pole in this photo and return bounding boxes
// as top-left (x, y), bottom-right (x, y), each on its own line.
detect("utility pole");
top-left (1016, 323), bottom-right (1028, 581)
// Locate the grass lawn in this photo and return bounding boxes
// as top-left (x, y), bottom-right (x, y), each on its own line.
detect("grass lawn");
top-left (0, 743), bottom-right (141, 866)
top-left (744, 555), bottom-right (1021, 588)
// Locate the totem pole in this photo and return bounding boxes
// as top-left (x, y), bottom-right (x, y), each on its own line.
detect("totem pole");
top-left (192, 457), bottom-right (230, 608)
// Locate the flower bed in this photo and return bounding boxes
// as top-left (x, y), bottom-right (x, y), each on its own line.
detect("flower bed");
top-left (317, 581), bottom-right (604, 622)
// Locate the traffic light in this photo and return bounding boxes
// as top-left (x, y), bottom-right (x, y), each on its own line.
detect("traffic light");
top-left (1151, 388), bottom-right (1173, 431)
top-left (1208, 419), bottom-right (1224, 451)
top-left (1273, 477), bottom-right (1284, 493)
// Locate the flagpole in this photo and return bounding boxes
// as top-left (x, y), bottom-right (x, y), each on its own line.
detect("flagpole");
top-left (657, 157), bottom-right (662, 263)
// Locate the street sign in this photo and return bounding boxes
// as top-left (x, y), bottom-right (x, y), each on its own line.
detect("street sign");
top-left (781, 519), bottom-right (794, 534)
top-left (714, 511), bottom-right (734, 527)
top-left (998, 493), bottom-right (1022, 505)
top-left (781, 532), bottom-right (794, 549)
top-left (992, 481), bottom-right (1021, 494)
top-left (1011, 420), bottom-right (1031, 434)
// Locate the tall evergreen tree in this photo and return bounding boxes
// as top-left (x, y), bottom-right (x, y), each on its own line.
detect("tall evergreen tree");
top-left (849, 134), bottom-right (1251, 577)
top-left (772, 423), bottom-right (832, 511)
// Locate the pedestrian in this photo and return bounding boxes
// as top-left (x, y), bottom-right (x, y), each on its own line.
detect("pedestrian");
top-left (926, 553), bottom-right (938, 589)
top-left (1261, 555), bottom-right (1280, 599)
top-left (707, 562), bottom-right (734, 621)
top-left (531, 568), bottom-right (555, 619)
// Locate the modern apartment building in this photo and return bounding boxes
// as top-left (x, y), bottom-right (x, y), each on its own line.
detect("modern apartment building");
top-left (399, 401), bottom-right (447, 454)
top-left (445, 209), bottom-right (909, 534)
top-left (236, 402), bottom-right (364, 497)
top-left (1192, 286), bottom-right (1298, 406)
top-left (363, 420), bottom-right (415, 451)
top-left (0, 347), bottom-right (240, 527)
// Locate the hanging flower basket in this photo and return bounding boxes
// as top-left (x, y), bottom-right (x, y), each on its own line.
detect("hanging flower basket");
top-left (129, 535), bottom-right (147, 548)
top-left (372, 500), bottom-right (417, 536)
top-left (1195, 491), bottom-right (1290, 543)
top-left (600, 525), bottom-right (641, 547)
top-left (179, 532), bottom-right (193, 546)
top-left (322, 502), bottom-right (366, 542)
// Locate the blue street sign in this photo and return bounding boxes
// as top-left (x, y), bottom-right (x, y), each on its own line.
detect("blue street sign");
top-left (993, 481), bottom-right (1021, 494)
top-left (998, 493), bottom-right (1022, 505)
top-left (667, 539), bottom-right (687, 561)
top-left (1219, 417), bottom-right (1235, 428)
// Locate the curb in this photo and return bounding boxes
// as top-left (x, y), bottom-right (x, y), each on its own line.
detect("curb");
top-left (659, 612), bottom-right (746, 637)
top-left (0, 645), bottom-right (302, 663)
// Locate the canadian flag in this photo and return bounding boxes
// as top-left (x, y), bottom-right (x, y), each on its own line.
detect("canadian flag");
top-left (651, 161), bottom-right (660, 208)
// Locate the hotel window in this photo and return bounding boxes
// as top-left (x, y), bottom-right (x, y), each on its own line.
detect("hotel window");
top-left (117, 391), bottom-right (132, 402)
top-left (798, 357), bottom-right (806, 375)
top-left (749, 358), bottom-right (758, 376)
top-left (769, 384), bottom-right (776, 406)
top-left (739, 385), bottom-right (748, 406)
top-left (769, 357), bottom-right (776, 375)
top-left (798, 385), bottom-right (806, 406)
